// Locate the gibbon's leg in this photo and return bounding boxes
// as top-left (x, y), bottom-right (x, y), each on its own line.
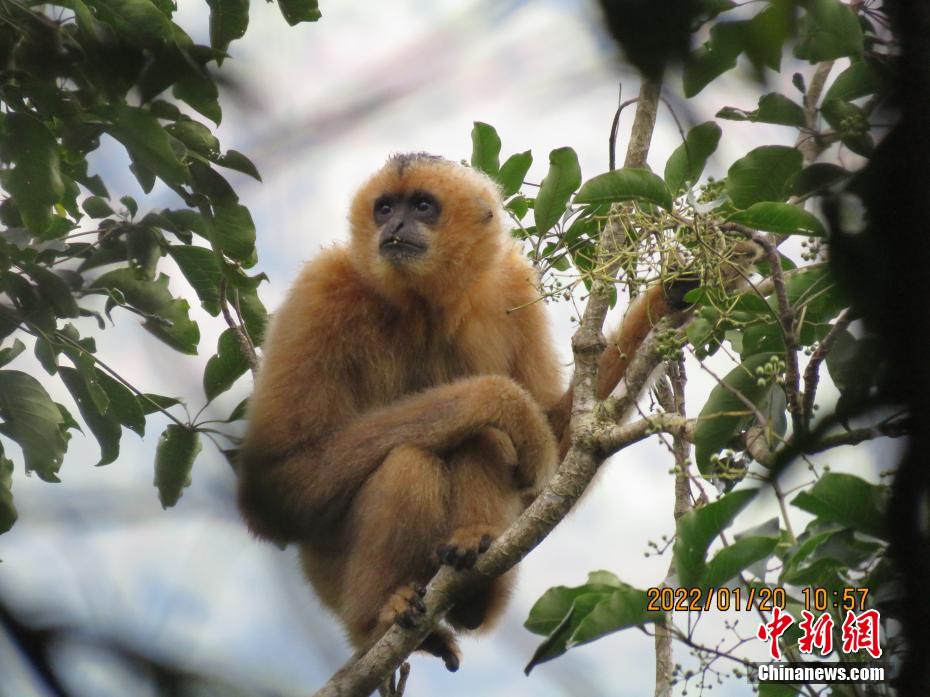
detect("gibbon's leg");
top-left (340, 444), bottom-right (461, 671)
top-left (440, 429), bottom-right (522, 631)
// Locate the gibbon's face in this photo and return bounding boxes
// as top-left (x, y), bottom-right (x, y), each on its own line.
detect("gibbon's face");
top-left (349, 154), bottom-right (505, 291)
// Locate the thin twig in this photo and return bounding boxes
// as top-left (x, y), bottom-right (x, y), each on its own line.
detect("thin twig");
top-left (219, 277), bottom-right (260, 375)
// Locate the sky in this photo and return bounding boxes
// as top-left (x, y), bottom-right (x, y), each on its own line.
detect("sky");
top-left (0, 1), bottom-right (888, 697)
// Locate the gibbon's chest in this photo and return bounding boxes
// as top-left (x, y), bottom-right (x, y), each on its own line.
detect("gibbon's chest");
top-left (349, 301), bottom-right (515, 407)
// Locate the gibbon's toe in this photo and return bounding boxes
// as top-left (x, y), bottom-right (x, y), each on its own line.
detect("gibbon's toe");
top-left (381, 583), bottom-right (427, 629)
top-left (438, 526), bottom-right (496, 570)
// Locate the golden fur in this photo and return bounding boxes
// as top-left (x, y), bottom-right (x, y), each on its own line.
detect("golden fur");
top-left (238, 155), bottom-right (562, 669)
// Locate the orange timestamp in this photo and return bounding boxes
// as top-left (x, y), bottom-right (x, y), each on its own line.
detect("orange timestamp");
top-left (645, 586), bottom-right (871, 613)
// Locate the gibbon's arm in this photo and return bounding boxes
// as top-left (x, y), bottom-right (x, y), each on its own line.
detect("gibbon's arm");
top-left (239, 375), bottom-right (556, 543)
top-left (548, 242), bottom-right (762, 454)
top-left (547, 281), bottom-right (688, 454)
top-left (238, 252), bottom-right (557, 543)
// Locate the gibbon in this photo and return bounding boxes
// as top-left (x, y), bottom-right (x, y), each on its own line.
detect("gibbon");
top-left (236, 153), bottom-right (717, 671)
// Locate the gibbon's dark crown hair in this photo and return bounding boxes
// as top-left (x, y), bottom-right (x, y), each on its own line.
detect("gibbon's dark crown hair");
top-left (389, 152), bottom-right (446, 175)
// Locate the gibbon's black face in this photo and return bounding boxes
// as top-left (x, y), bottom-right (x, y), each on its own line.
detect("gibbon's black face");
top-left (373, 189), bottom-right (442, 263)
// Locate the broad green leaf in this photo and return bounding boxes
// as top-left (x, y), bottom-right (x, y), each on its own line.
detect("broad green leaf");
top-left (82, 196), bottom-right (115, 218)
top-left (126, 225), bottom-right (163, 280)
top-left (92, 270), bottom-right (200, 354)
top-left (674, 489), bottom-right (758, 586)
top-left (173, 74), bottom-right (222, 125)
top-left (0, 370), bottom-right (67, 482)
top-left (154, 425), bottom-right (201, 508)
top-left (693, 353), bottom-right (782, 476)
top-left (682, 21), bottom-right (745, 97)
top-left (789, 163), bottom-right (849, 198)
top-left (575, 168), bottom-right (673, 210)
top-left (470, 122), bottom-right (501, 177)
top-left (203, 328), bottom-right (250, 401)
top-left (743, 1), bottom-right (793, 72)
top-left (235, 287), bottom-right (268, 346)
top-left (93, 0), bottom-right (175, 46)
top-left (727, 202), bottom-right (825, 237)
top-left (140, 393), bottom-right (182, 415)
top-left (1, 114), bottom-right (64, 235)
top-left (792, 473), bottom-right (887, 539)
top-left (0, 339), bottom-right (25, 368)
top-left (700, 536), bottom-right (778, 588)
top-left (215, 150), bottom-right (262, 181)
top-left (106, 106), bottom-right (188, 186)
top-left (278, 0), bottom-right (322, 25)
top-left (524, 581), bottom-right (661, 673)
top-left (794, 0), bottom-right (863, 62)
top-left (226, 397), bottom-right (248, 422)
top-left (726, 145), bottom-right (802, 208)
top-left (824, 61), bottom-right (880, 103)
top-left (207, 0), bottom-right (249, 60)
top-left (664, 121), bottom-right (721, 194)
top-left (96, 371), bottom-right (146, 436)
top-left (498, 151), bottom-right (532, 198)
top-left (59, 367), bottom-right (121, 466)
top-left (717, 93), bottom-right (806, 128)
top-left (534, 148), bottom-right (581, 235)
top-left (167, 244), bottom-right (223, 315)
top-left (212, 201), bottom-right (256, 265)
top-left (169, 120), bottom-right (220, 157)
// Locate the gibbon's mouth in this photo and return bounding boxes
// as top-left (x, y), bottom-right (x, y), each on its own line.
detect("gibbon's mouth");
top-left (379, 237), bottom-right (426, 259)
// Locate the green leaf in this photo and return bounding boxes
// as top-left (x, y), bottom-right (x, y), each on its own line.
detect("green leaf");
top-left (82, 196), bottom-right (115, 219)
top-left (524, 582), bottom-right (661, 673)
top-left (203, 328), bottom-right (250, 401)
top-left (726, 145), bottom-right (802, 208)
top-left (664, 122), bottom-right (722, 195)
top-left (154, 425), bottom-right (202, 508)
top-left (1, 114), bottom-right (64, 236)
top-left (214, 150), bottom-right (262, 181)
top-left (727, 202), bottom-right (825, 237)
top-left (93, 0), bottom-right (175, 46)
top-left (173, 74), bottom-right (222, 125)
top-left (278, 0), bottom-right (322, 25)
top-left (24, 264), bottom-right (80, 318)
top-left (794, 0), bottom-right (864, 62)
top-left (212, 202), bottom-right (256, 265)
top-left (96, 372), bottom-right (146, 437)
top-left (693, 353), bottom-right (782, 476)
top-left (140, 393), bottom-right (182, 415)
top-left (792, 473), bottom-right (887, 539)
top-left (533, 148), bottom-right (581, 235)
top-left (824, 61), bottom-right (880, 103)
top-left (470, 122), bottom-right (501, 177)
top-left (106, 105), bottom-right (188, 187)
top-left (717, 93), bottom-right (806, 128)
top-left (576, 168), bottom-right (673, 210)
top-left (0, 445), bottom-right (16, 534)
top-left (0, 339), bottom-right (25, 369)
top-left (789, 163), bottom-right (849, 198)
top-left (0, 370), bottom-right (68, 482)
top-left (92, 270), bottom-right (200, 354)
top-left (121, 195), bottom-right (139, 218)
top-left (674, 489), bottom-right (758, 586)
top-left (167, 244), bottom-right (223, 315)
top-left (226, 397), bottom-right (248, 422)
top-left (743, 1), bottom-right (793, 72)
top-left (682, 21), bottom-right (745, 98)
top-left (700, 536), bottom-right (778, 588)
top-left (168, 120), bottom-right (220, 157)
top-left (126, 225), bottom-right (164, 280)
top-left (59, 367), bottom-right (121, 466)
top-left (207, 0), bottom-right (250, 59)
top-left (497, 151), bottom-right (532, 198)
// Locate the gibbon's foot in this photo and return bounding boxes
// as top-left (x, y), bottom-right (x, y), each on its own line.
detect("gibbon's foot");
top-left (381, 583), bottom-right (427, 630)
top-left (419, 630), bottom-right (462, 672)
top-left (437, 525), bottom-right (494, 570)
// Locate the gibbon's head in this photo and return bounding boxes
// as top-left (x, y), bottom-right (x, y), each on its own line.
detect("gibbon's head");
top-left (348, 153), bottom-right (507, 299)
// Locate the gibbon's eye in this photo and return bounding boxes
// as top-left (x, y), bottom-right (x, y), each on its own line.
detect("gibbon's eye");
top-left (379, 203), bottom-right (393, 216)
top-left (409, 191), bottom-right (441, 223)
top-left (415, 199), bottom-right (432, 213)
top-left (373, 196), bottom-right (395, 222)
